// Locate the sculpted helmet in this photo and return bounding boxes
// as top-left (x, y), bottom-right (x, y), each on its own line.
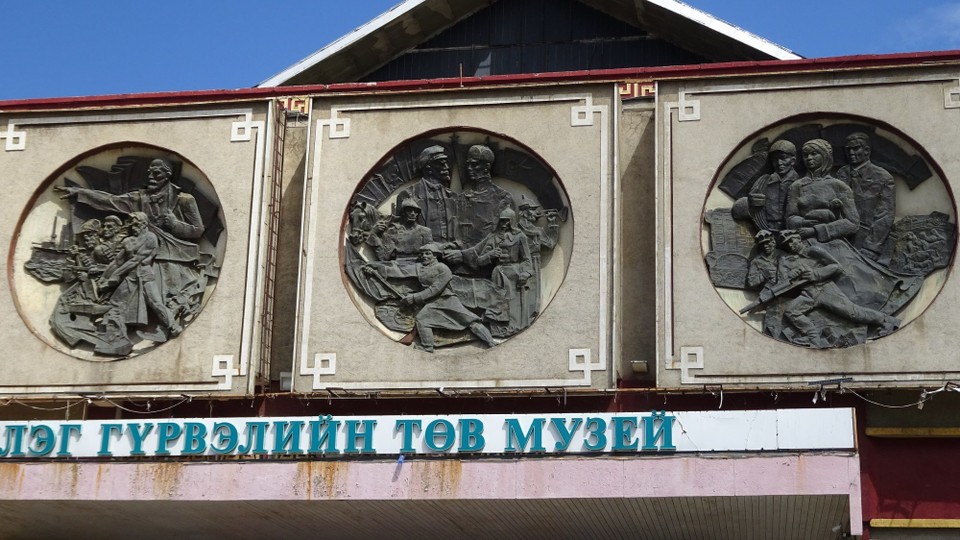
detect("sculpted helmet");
top-left (755, 229), bottom-right (775, 244)
top-left (778, 229), bottom-right (801, 244)
top-left (518, 194), bottom-right (540, 211)
top-left (399, 198), bottom-right (423, 214)
top-left (467, 144), bottom-right (495, 164)
top-left (498, 207), bottom-right (518, 229)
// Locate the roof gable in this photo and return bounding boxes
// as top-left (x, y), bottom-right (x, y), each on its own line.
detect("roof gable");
top-left (258, 0), bottom-right (799, 87)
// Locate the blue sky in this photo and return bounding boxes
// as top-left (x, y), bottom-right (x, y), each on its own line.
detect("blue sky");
top-left (1, 0), bottom-right (958, 100)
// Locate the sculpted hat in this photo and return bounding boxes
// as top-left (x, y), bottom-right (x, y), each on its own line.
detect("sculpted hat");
top-left (845, 132), bottom-right (871, 147)
top-left (769, 140), bottom-right (796, 155)
top-left (416, 145), bottom-right (447, 169)
top-left (518, 195), bottom-right (540, 211)
top-left (79, 219), bottom-right (102, 235)
top-left (419, 243), bottom-right (443, 254)
top-left (802, 138), bottom-right (833, 157)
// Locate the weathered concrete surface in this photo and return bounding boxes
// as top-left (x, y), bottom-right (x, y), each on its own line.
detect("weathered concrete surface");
top-left (657, 67), bottom-right (960, 387)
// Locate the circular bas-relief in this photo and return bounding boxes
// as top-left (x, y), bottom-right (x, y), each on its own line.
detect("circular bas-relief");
top-left (13, 146), bottom-right (226, 360)
top-left (703, 119), bottom-right (956, 349)
top-left (342, 130), bottom-right (573, 353)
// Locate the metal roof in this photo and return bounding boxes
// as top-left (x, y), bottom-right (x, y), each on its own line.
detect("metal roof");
top-left (3, 51), bottom-right (959, 112)
top-left (257, 0), bottom-right (801, 87)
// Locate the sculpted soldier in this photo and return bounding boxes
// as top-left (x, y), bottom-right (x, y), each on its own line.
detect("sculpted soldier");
top-left (517, 197), bottom-right (559, 322)
top-left (745, 229), bottom-right (786, 338)
top-left (746, 230), bottom-right (778, 290)
top-left (444, 145), bottom-right (517, 267)
top-left (363, 244), bottom-right (496, 352)
top-left (396, 146), bottom-right (458, 243)
top-left (704, 123), bottom-right (952, 349)
top-left (776, 230), bottom-right (899, 347)
top-left (366, 198), bottom-right (433, 261)
top-left (457, 144), bottom-right (516, 248)
top-left (836, 132), bottom-right (896, 259)
top-left (475, 208), bottom-right (534, 335)
top-left (732, 140), bottom-right (799, 231)
top-left (343, 132), bottom-right (572, 351)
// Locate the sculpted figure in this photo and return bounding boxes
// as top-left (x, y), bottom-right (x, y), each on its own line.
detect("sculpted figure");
top-left (27, 155), bottom-right (223, 356)
top-left (785, 139), bottom-right (859, 242)
top-left (72, 219), bottom-right (104, 273)
top-left (456, 145), bottom-right (516, 249)
top-left (366, 198), bottom-right (433, 261)
top-left (746, 230), bottom-right (778, 290)
top-left (97, 212), bottom-right (182, 340)
top-left (475, 208), bottom-right (534, 336)
top-left (57, 157), bottom-right (207, 324)
top-left (744, 230), bottom-right (785, 337)
top-left (363, 244), bottom-right (496, 352)
top-left (396, 146), bottom-right (458, 243)
top-left (705, 123), bottom-right (952, 350)
top-left (775, 230), bottom-right (899, 347)
top-left (517, 197), bottom-right (559, 322)
top-left (57, 219), bottom-right (108, 304)
top-left (343, 133), bottom-right (571, 351)
top-left (732, 140), bottom-right (799, 231)
top-left (836, 132), bottom-right (896, 259)
top-left (94, 215), bottom-right (125, 264)
top-left (58, 158), bottom-right (203, 241)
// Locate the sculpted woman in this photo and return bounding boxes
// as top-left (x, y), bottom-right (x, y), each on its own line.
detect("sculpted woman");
top-left (785, 139), bottom-right (859, 243)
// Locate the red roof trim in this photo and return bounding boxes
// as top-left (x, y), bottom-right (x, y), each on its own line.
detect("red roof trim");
top-left (3, 50), bottom-right (959, 112)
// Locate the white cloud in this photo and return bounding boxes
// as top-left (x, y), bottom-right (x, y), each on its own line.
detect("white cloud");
top-left (899, 3), bottom-right (960, 50)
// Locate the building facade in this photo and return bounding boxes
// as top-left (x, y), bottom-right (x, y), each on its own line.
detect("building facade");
top-left (1, 1), bottom-right (959, 538)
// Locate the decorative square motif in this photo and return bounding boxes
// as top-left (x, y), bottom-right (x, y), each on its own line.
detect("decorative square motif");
top-left (211, 355), bottom-right (239, 390)
top-left (1, 123), bottom-right (26, 151)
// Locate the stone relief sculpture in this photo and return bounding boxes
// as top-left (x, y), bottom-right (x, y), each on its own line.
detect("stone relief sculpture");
top-left (344, 131), bottom-right (572, 352)
top-left (22, 154), bottom-right (224, 357)
top-left (705, 122), bottom-right (956, 349)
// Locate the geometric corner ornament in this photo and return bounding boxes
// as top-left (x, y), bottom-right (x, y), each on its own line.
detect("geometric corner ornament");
top-left (301, 353), bottom-right (337, 391)
top-left (14, 145), bottom-right (227, 360)
top-left (568, 347), bottom-right (604, 383)
top-left (295, 349), bottom-right (603, 390)
top-left (318, 109), bottom-right (351, 139)
top-left (230, 112), bottom-right (264, 142)
top-left (571, 96), bottom-right (605, 127)
top-left (212, 354), bottom-right (240, 390)
top-left (945, 80), bottom-right (960, 109)
top-left (342, 129), bottom-right (574, 354)
top-left (703, 118), bottom-right (956, 349)
top-left (678, 346), bottom-right (704, 383)
top-left (2, 122), bottom-right (26, 151)
top-left (663, 91), bottom-right (702, 122)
